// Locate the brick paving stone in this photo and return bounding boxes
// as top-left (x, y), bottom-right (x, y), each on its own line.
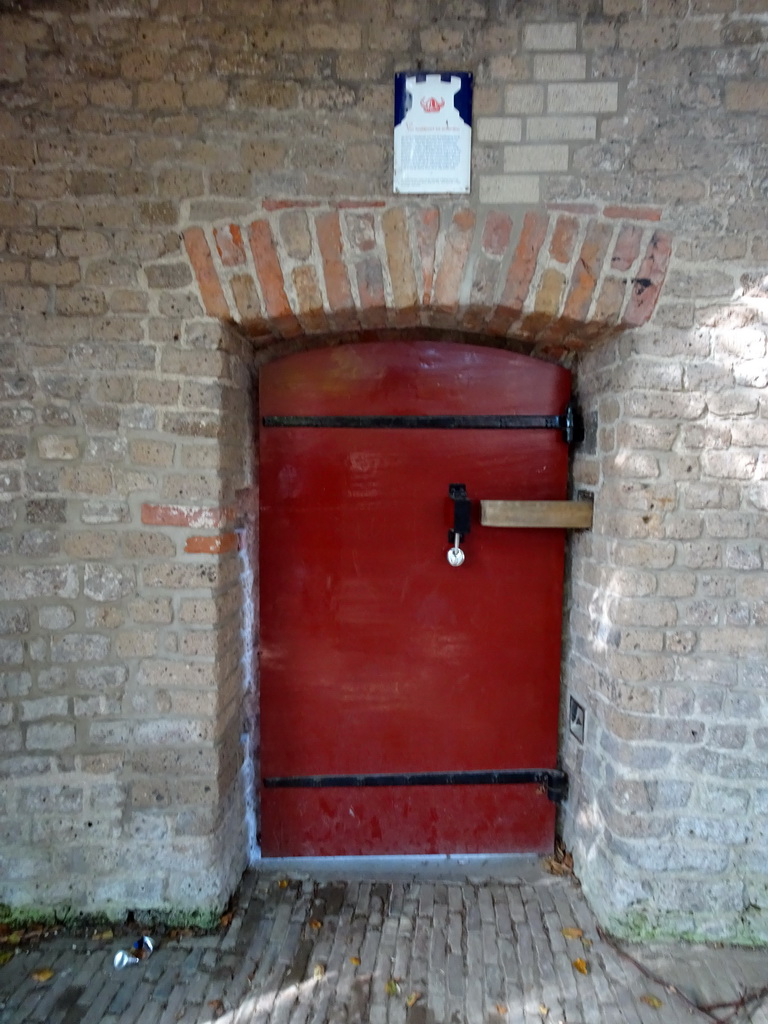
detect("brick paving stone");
top-left (134, 997), bottom-right (164, 1024)
top-left (80, 978), bottom-right (123, 1024)
top-left (25, 955), bottom-right (78, 1024)
top-left (432, 898), bottom-right (448, 935)
top-left (106, 962), bottom-right (145, 1016)
top-left (224, 892), bottom-right (266, 954)
top-left (327, 926), bottom-right (365, 1024)
top-left (447, 909), bottom-right (462, 957)
top-left (306, 896), bottom-right (354, 1024)
top-left (428, 906), bottom-right (448, 1021)
top-left (200, 948), bottom-right (219, 970)
top-left (351, 882), bottom-right (370, 920)
top-left (149, 958), bottom-right (181, 1004)
top-left (142, 947), bottom-right (173, 986)
top-left (225, 916), bottom-right (277, 1010)
top-left (2, 867), bottom-right (768, 1024)
top-left (369, 918), bottom-right (396, 1024)
top-left (1, 953), bottom-right (42, 1018)
top-left (197, 957), bottom-right (235, 1017)
top-left (116, 980), bottom-right (156, 1024)
top-left (386, 883), bottom-right (405, 919)
top-left (412, 916), bottom-right (431, 965)
top-left (510, 912), bottom-right (538, 1015)
top-left (445, 950), bottom-right (465, 1019)
top-left (417, 883), bottom-right (434, 920)
top-left (465, 917), bottom-right (484, 1021)
top-left (392, 914), bottom-right (413, 982)
top-left (48, 988), bottom-right (85, 1024)
top-left (156, 984), bottom-right (187, 1024)
top-left (359, 920), bottom-right (382, 974)
top-left (478, 887), bottom-right (495, 927)
top-left (233, 898), bottom-right (298, 1024)
top-left (482, 916), bottom-right (499, 967)
top-left (401, 885), bottom-right (418, 921)
top-left (172, 1006), bottom-right (199, 1024)
top-left (524, 889), bottom-right (564, 1017)
top-left (319, 897), bottom-right (360, 1024)
top-left (447, 884), bottom-right (462, 915)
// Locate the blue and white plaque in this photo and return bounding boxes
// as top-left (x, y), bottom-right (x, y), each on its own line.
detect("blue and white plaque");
top-left (393, 71), bottom-right (473, 195)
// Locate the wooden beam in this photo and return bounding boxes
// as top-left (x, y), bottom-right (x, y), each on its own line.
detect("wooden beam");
top-left (480, 500), bottom-right (593, 530)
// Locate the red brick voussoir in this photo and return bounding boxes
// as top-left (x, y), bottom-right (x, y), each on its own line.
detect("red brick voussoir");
top-left (623, 230), bottom-right (673, 327)
top-left (182, 227), bottom-right (231, 320)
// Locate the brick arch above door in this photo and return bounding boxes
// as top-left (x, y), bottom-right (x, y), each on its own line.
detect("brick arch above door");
top-left (183, 201), bottom-right (672, 359)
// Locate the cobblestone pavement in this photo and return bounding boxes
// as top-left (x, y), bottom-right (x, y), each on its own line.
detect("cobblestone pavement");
top-left (1, 859), bottom-right (767, 1024)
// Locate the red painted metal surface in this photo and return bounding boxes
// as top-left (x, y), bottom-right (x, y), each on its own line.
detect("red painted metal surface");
top-left (259, 342), bottom-right (572, 856)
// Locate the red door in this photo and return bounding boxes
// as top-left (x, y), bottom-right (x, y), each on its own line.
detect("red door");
top-left (259, 342), bottom-right (571, 856)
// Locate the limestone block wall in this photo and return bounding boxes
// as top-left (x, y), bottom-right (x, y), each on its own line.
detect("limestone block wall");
top-left (0, 0), bottom-right (766, 939)
top-left (565, 292), bottom-right (768, 942)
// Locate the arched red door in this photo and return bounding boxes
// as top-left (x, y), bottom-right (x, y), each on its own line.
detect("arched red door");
top-left (259, 341), bottom-right (572, 856)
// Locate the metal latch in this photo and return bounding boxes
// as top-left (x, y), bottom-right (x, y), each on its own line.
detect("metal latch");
top-left (448, 483), bottom-right (471, 566)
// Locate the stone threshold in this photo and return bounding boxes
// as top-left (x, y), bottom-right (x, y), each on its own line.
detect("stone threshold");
top-left (251, 852), bottom-right (546, 883)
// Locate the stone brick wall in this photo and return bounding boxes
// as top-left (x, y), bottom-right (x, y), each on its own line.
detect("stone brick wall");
top-left (0, 0), bottom-right (766, 939)
top-left (566, 292), bottom-right (768, 941)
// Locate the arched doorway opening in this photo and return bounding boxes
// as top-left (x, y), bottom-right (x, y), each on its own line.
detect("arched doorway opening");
top-left (181, 198), bottom-right (672, 902)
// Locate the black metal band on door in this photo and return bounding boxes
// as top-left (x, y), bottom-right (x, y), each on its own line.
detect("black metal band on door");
top-left (262, 400), bottom-right (577, 812)
top-left (263, 768), bottom-right (569, 805)
top-left (263, 403), bottom-right (581, 445)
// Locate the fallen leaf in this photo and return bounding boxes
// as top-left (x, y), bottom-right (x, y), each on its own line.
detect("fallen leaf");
top-left (543, 857), bottom-right (566, 876)
top-left (0, 951), bottom-right (13, 967)
top-left (313, 964), bottom-right (326, 979)
top-left (581, 937), bottom-right (593, 949)
top-left (545, 842), bottom-right (574, 876)
top-left (31, 968), bottom-right (54, 983)
top-left (219, 912), bottom-right (233, 929)
top-left (385, 978), bottom-right (400, 996)
top-left (278, 879), bottom-right (289, 889)
top-left (92, 929), bottom-right (114, 941)
top-left (207, 999), bottom-right (225, 1018)
top-left (640, 994), bottom-right (663, 1009)
top-left (406, 992), bottom-right (422, 1008)
top-left (538, 1005), bottom-right (549, 1017)
top-left (561, 927), bottom-right (583, 940)
top-left (572, 958), bottom-right (589, 975)
top-left (496, 1004), bottom-right (508, 1015)
top-left (309, 919), bottom-right (323, 931)
top-left (349, 956), bottom-right (361, 965)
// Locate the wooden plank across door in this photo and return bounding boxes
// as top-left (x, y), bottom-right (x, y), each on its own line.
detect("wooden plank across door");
top-left (481, 499), bottom-right (593, 529)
